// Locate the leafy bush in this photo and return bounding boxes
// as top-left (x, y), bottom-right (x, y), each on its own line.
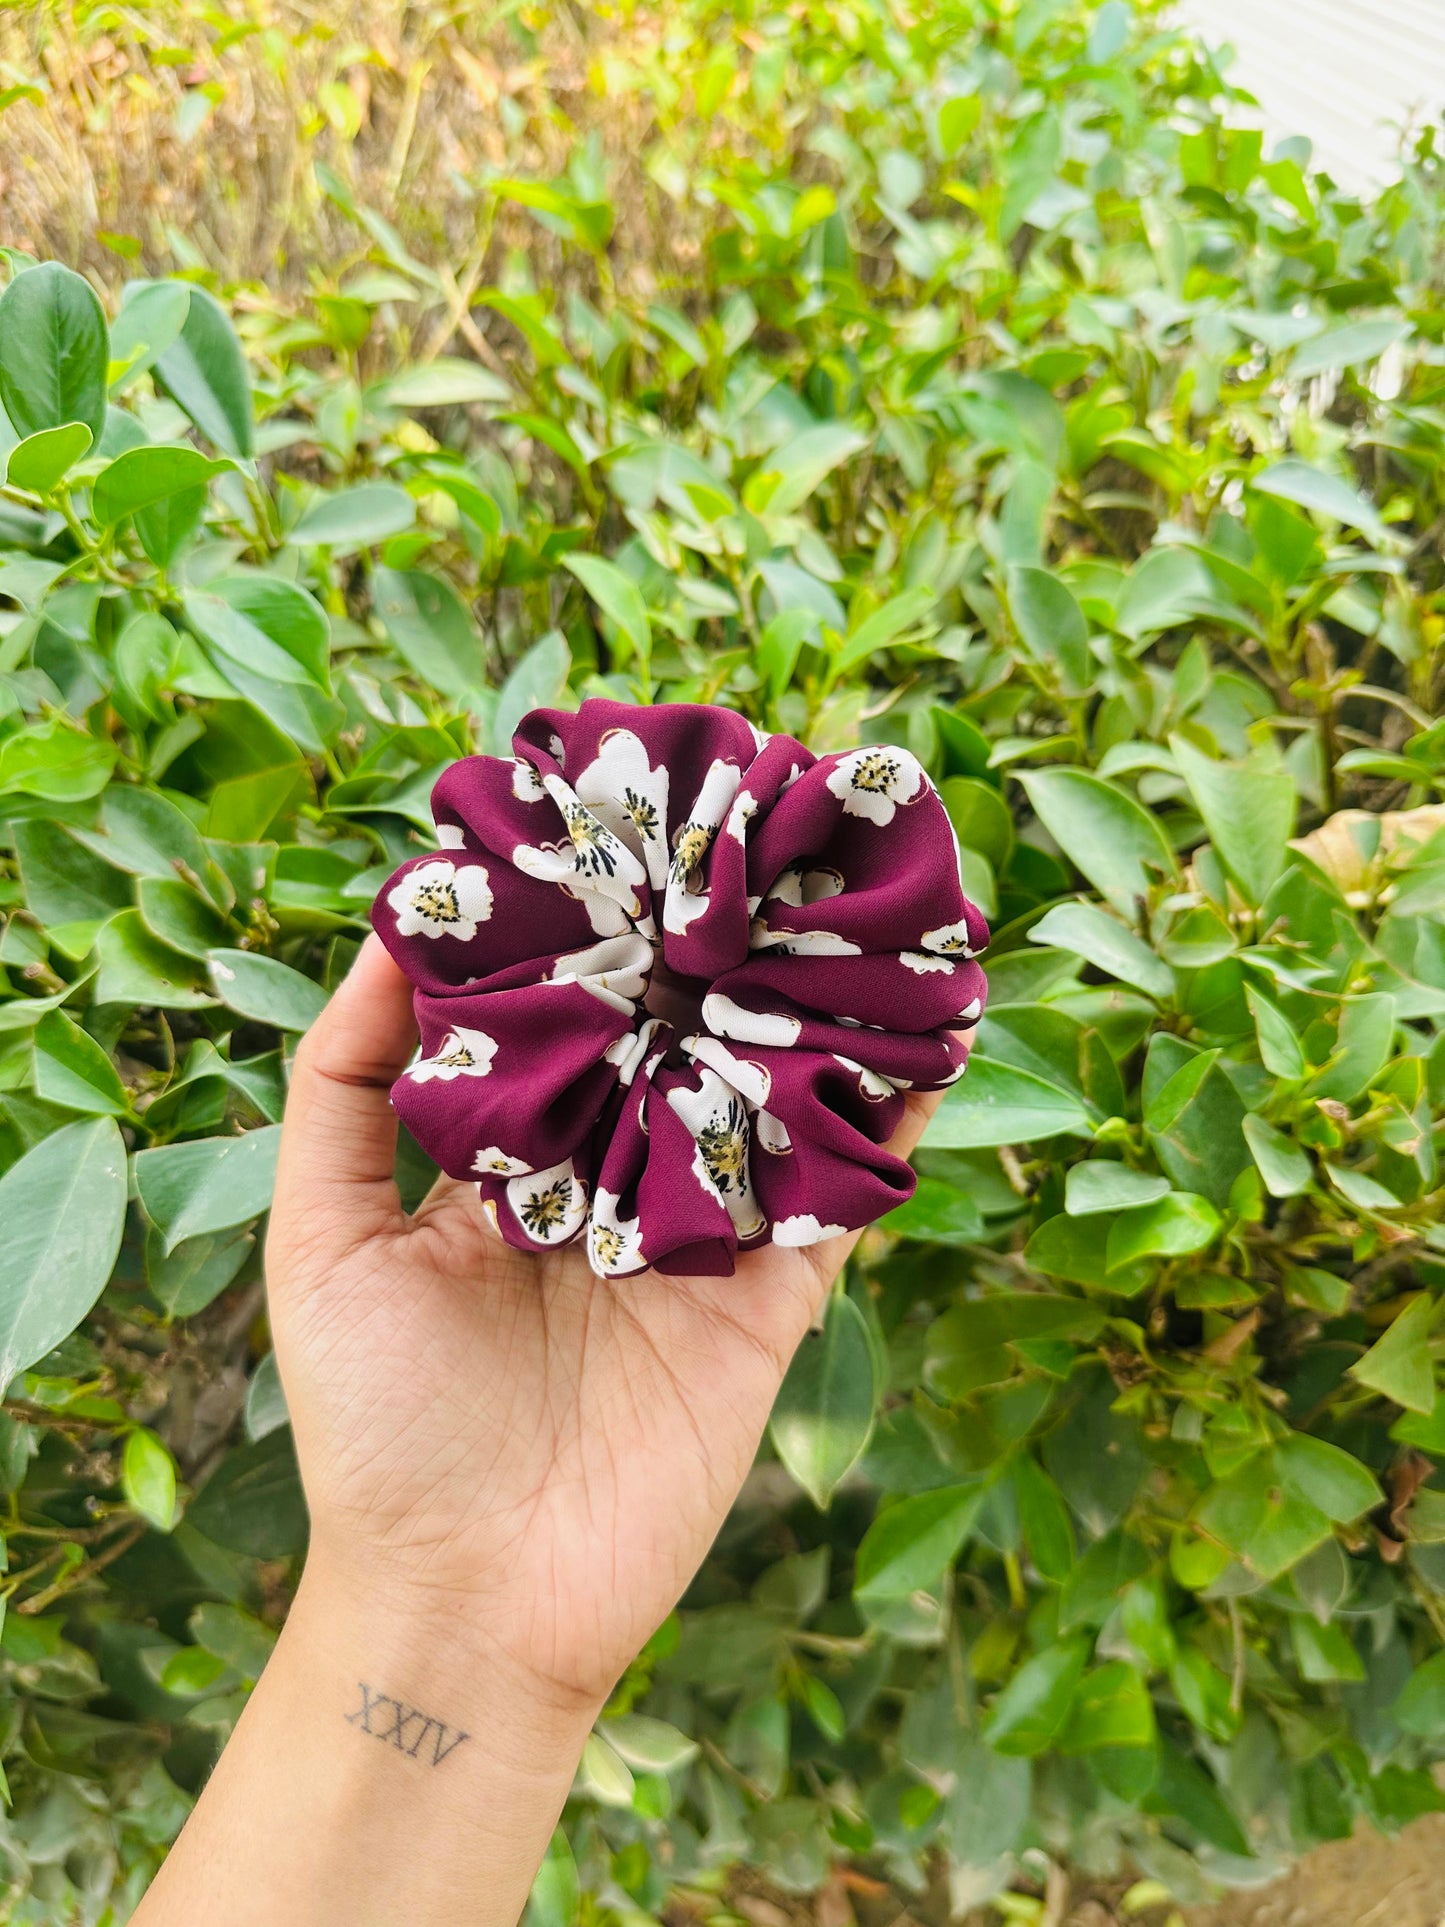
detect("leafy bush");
top-left (2, 0), bottom-right (1445, 1919)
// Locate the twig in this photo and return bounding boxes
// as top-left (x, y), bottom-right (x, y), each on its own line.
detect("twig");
top-left (17, 1521), bottom-right (146, 1616)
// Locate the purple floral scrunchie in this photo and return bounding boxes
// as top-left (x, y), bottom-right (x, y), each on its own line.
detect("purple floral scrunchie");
top-left (372, 700), bottom-right (989, 1278)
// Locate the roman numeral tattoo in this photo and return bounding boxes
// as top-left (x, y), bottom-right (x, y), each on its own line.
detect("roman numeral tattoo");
top-left (345, 1681), bottom-right (471, 1767)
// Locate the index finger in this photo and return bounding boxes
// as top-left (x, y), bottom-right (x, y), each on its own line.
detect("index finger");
top-left (270, 934), bottom-right (417, 1266)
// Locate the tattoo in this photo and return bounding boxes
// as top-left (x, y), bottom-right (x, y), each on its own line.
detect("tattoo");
top-left (345, 1681), bottom-right (471, 1767)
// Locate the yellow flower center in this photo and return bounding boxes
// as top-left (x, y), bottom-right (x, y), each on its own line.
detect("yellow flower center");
top-left (851, 752), bottom-right (899, 795)
top-left (415, 880), bottom-right (461, 923)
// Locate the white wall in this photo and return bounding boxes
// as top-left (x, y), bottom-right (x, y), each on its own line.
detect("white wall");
top-left (1176, 0), bottom-right (1445, 190)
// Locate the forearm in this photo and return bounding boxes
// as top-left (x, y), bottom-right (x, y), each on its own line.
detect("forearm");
top-left (134, 1558), bottom-right (600, 1926)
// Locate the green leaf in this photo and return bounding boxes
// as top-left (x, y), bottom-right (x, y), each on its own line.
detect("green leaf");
top-left (1144, 1050), bottom-right (1251, 1209)
top-left (1058, 1530), bottom-right (1152, 1632)
top-left (1290, 317), bottom-right (1409, 381)
top-left (151, 283), bottom-right (254, 457)
top-left (0, 261), bottom-right (110, 443)
top-left (133, 1126), bottom-right (283, 1253)
top-left (186, 1426), bottom-right (307, 1558)
top-left (14, 819), bottom-right (132, 927)
top-left (601, 1713), bottom-right (699, 1773)
top-left (189, 1601), bottom-right (277, 1680)
top-left (1007, 566), bottom-right (1090, 692)
top-left (0, 1117), bottom-right (126, 1384)
top-left (1394, 1651), bottom-right (1445, 1738)
top-left (528, 1830), bottom-right (580, 1927)
top-left (769, 1291), bottom-right (877, 1509)
top-left (4, 420), bottom-right (91, 493)
top-left (982, 1638), bottom-right (1089, 1756)
top-left (491, 629), bottom-right (571, 755)
top-left (924, 1057), bottom-right (1092, 1148)
top-left (1245, 984), bottom-right (1306, 1080)
top-left (755, 422), bottom-right (868, 516)
top-left (1059, 1662), bottom-right (1156, 1752)
top-left (1242, 1113), bottom-right (1312, 1198)
top-left (32, 1011), bottom-right (129, 1116)
top-left (372, 565), bottom-right (483, 702)
top-left (94, 911), bottom-right (215, 1010)
top-left (563, 553), bottom-right (650, 664)
top-left (1170, 736), bottom-right (1296, 907)
top-left (376, 358), bottom-right (512, 407)
top-left (1013, 1455), bottom-right (1075, 1581)
top-left (853, 1482), bottom-right (986, 1602)
top-left (1105, 1192), bottom-right (1220, 1268)
top-left (927, 1294), bottom-right (1106, 1397)
top-left (1020, 768), bottom-right (1178, 915)
top-left (0, 720), bottom-right (116, 802)
top-left (879, 1175), bottom-right (985, 1244)
top-left (1310, 993), bottom-right (1396, 1105)
top-left (1275, 1433), bottom-right (1382, 1523)
top-left (835, 585), bottom-right (936, 676)
top-left (290, 482), bottom-right (416, 550)
top-left (122, 1427), bottom-right (178, 1532)
top-left (138, 878), bottom-right (229, 960)
top-left (244, 1349), bottom-right (289, 1441)
top-left (110, 279), bottom-right (190, 387)
top-left (1349, 1294), bottom-right (1437, 1414)
top-left (207, 949), bottom-right (327, 1033)
top-left (1065, 1163), bottom-right (1170, 1215)
top-left (941, 777), bottom-right (1013, 871)
top-left (1028, 901), bottom-right (1173, 998)
top-left (1250, 459), bottom-right (1388, 545)
top-left (91, 443), bottom-right (232, 526)
top-left (148, 1226), bottom-right (253, 1319)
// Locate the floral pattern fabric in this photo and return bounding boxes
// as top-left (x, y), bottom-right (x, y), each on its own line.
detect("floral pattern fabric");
top-left (373, 700), bottom-right (988, 1278)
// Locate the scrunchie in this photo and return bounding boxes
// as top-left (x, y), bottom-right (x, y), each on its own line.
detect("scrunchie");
top-left (372, 700), bottom-right (988, 1278)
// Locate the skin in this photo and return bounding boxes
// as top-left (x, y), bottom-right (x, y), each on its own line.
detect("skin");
top-left (134, 934), bottom-right (947, 1926)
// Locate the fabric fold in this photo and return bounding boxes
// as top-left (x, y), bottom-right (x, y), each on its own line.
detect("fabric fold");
top-left (373, 698), bottom-right (988, 1277)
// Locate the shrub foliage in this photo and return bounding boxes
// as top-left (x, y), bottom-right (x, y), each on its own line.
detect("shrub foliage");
top-left (2, 0), bottom-right (1445, 1917)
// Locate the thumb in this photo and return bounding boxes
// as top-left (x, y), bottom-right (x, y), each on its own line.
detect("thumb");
top-left (270, 935), bottom-right (417, 1277)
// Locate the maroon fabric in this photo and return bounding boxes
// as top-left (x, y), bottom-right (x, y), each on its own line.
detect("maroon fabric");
top-left (372, 700), bottom-right (988, 1277)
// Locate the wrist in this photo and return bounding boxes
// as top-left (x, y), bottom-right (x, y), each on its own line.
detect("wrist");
top-left (283, 1547), bottom-right (607, 1761)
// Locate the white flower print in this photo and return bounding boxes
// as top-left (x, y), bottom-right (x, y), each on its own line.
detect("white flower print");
top-left (587, 1187), bottom-right (645, 1277)
top-left (663, 757), bottom-right (741, 936)
top-left (701, 992), bottom-right (802, 1049)
top-left (766, 865), bottom-right (844, 908)
top-left (511, 758), bottom-right (547, 802)
top-left (772, 1213), bottom-right (847, 1247)
top-left (668, 1071), bottom-right (765, 1240)
top-left (724, 789), bottom-right (759, 845)
top-left (824, 745), bottom-right (925, 826)
top-left (833, 1053), bottom-right (895, 1100)
top-left (408, 1025), bottom-right (499, 1083)
top-left (750, 922), bottom-right (861, 957)
top-left (549, 934), bottom-right (651, 1016)
top-left (901, 949), bottom-right (955, 975)
top-left (512, 773), bottom-right (647, 936)
top-left (507, 1159), bottom-right (587, 1246)
top-left (605, 1017), bottom-right (664, 1088)
top-left (956, 995), bottom-right (983, 1024)
top-left (435, 821), bottom-right (466, 849)
top-left (921, 919), bottom-right (981, 960)
top-left (573, 729), bottom-right (672, 891)
top-left (388, 858), bottom-right (493, 941)
top-left (471, 1145), bottom-right (532, 1176)
top-left (682, 1034), bottom-right (771, 1107)
top-left (755, 1109), bottom-right (792, 1155)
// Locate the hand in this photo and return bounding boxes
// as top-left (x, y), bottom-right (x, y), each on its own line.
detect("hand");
top-left (268, 933), bottom-right (946, 1711)
top-left (135, 934), bottom-right (947, 1927)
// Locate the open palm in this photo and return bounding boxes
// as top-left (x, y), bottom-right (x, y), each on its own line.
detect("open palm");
top-left (268, 936), bottom-right (942, 1709)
